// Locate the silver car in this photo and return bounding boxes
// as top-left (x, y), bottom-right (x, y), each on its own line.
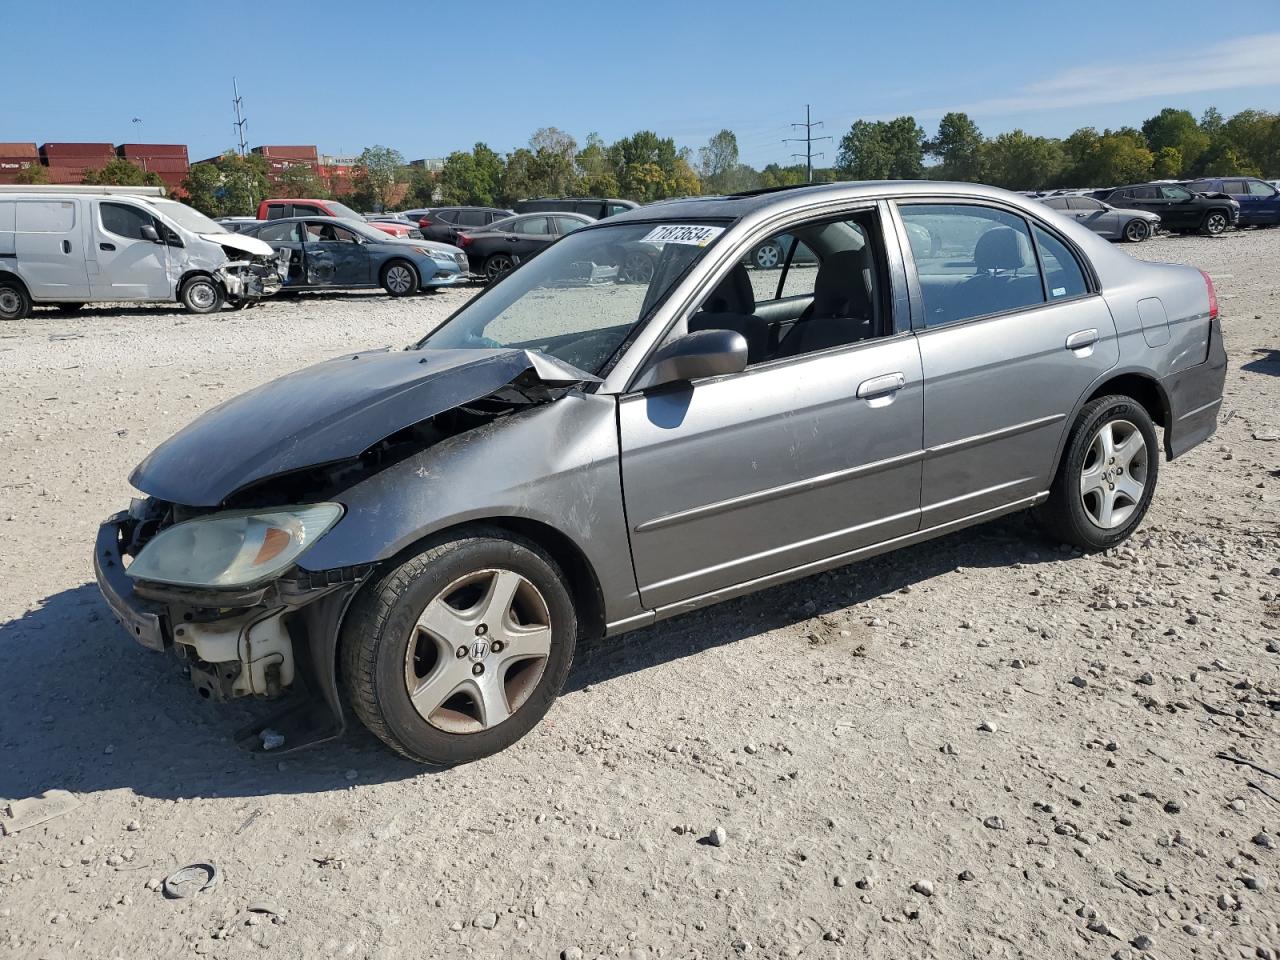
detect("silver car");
top-left (1039, 194), bottom-right (1161, 242)
top-left (94, 182), bottom-right (1226, 765)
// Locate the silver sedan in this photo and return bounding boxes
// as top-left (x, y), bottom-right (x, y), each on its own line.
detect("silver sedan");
top-left (96, 181), bottom-right (1225, 765)
top-left (1039, 194), bottom-right (1161, 242)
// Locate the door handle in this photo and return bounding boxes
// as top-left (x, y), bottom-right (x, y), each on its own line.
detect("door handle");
top-left (1065, 329), bottom-right (1098, 351)
top-left (99, 242), bottom-right (116, 252)
top-left (507, 236), bottom-right (519, 242)
top-left (62, 240), bottom-right (72, 254)
top-left (856, 372), bottom-right (906, 399)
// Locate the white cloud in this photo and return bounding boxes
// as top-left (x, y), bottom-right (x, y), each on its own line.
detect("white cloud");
top-left (922, 34), bottom-right (1280, 119)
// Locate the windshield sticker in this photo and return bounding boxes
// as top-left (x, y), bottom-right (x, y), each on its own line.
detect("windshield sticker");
top-left (639, 224), bottom-right (724, 247)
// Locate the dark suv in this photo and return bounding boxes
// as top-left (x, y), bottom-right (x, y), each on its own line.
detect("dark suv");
top-left (406, 207), bottom-right (514, 245)
top-left (512, 197), bottom-right (638, 219)
top-left (1090, 183), bottom-right (1239, 236)
top-left (1182, 177), bottom-right (1280, 227)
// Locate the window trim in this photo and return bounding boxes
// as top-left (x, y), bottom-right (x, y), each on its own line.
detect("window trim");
top-left (890, 197), bottom-right (1099, 333)
top-left (99, 201), bottom-right (157, 242)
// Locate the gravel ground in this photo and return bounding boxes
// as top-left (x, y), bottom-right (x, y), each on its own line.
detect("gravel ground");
top-left (0, 232), bottom-right (1277, 960)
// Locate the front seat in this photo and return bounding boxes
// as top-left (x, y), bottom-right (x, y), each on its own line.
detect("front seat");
top-left (778, 248), bottom-right (874, 357)
top-left (688, 263), bottom-right (768, 364)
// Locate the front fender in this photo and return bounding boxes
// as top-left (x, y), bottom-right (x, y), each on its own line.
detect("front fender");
top-left (297, 391), bottom-right (646, 626)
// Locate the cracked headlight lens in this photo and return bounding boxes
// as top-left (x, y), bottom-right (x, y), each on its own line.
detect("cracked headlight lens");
top-left (126, 504), bottom-right (343, 588)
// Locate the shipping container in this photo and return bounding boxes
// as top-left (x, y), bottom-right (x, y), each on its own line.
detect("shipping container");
top-left (0, 142), bottom-right (39, 159)
top-left (118, 143), bottom-right (188, 160)
top-left (253, 144), bottom-right (319, 161)
top-left (40, 142), bottom-right (115, 160)
top-left (131, 158), bottom-right (190, 173)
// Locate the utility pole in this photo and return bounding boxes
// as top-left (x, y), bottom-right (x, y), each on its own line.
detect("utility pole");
top-left (783, 104), bottom-right (831, 183)
top-left (232, 78), bottom-right (249, 157)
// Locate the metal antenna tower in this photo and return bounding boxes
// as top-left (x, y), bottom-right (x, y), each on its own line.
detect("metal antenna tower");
top-left (783, 104), bottom-right (831, 182)
top-left (232, 78), bottom-right (249, 157)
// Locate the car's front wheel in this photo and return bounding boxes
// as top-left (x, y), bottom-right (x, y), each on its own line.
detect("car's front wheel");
top-left (1123, 219), bottom-right (1151, 242)
top-left (180, 275), bottom-right (223, 314)
top-left (751, 241), bottom-right (783, 269)
top-left (342, 529), bottom-right (577, 766)
top-left (1038, 395), bottom-right (1159, 550)
top-left (381, 260), bottom-right (420, 297)
top-left (1201, 211), bottom-right (1229, 236)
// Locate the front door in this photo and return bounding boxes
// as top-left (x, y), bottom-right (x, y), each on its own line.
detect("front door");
top-left (6, 198), bottom-right (91, 299)
top-left (302, 221), bottom-right (371, 286)
top-left (254, 221), bottom-right (306, 287)
top-left (89, 200), bottom-right (170, 300)
top-left (897, 202), bottom-right (1119, 527)
top-left (620, 207), bottom-right (924, 611)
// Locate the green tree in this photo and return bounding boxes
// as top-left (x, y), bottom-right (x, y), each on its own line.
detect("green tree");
top-left (1200, 107), bottom-right (1225, 137)
top-left (179, 152), bottom-right (270, 217)
top-left (980, 130), bottom-right (1064, 190)
top-left (1140, 108), bottom-right (1208, 175)
top-left (609, 131), bottom-right (700, 201)
top-left (404, 165), bottom-right (436, 208)
top-left (928, 112), bottom-right (985, 181)
top-left (82, 157), bottom-right (163, 188)
top-left (758, 163), bottom-right (807, 188)
top-left (698, 129), bottom-right (741, 193)
top-left (276, 163), bottom-right (328, 199)
top-left (1152, 146), bottom-right (1183, 179)
top-left (352, 145), bottom-right (406, 211)
top-left (1218, 109), bottom-right (1280, 175)
top-left (438, 143), bottom-right (503, 205)
top-left (14, 163), bottom-right (49, 185)
top-left (836, 116), bottom-right (926, 180)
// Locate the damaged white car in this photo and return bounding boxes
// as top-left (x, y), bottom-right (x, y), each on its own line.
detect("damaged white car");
top-left (0, 186), bottom-right (286, 319)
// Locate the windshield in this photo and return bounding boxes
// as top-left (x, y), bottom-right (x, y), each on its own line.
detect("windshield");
top-left (326, 200), bottom-right (365, 221)
top-left (154, 199), bottom-right (227, 234)
top-left (419, 221), bottom-right (728, 374)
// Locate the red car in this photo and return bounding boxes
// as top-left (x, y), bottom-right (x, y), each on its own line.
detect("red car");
top-left (256, 199), bottom-right (411, 238)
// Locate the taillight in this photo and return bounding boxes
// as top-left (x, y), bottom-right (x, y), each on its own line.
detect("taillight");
top-left (1199, 268), bottom-right (1218, 320)
top-left (458, 234), bottom-right (472, 248)
top-left (418, 218), bottom-right (431, 228)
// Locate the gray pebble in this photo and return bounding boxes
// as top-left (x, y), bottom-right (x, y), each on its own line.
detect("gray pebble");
top-left (911, 879), bottom-right (934, 897)
top-left (707, 826), bottom-right (727, 847)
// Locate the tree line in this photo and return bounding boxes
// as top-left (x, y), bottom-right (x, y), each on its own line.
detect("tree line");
top-left (38, 105), bottom-right (1279, 215)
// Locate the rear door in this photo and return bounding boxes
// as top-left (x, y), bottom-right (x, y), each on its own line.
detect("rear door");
top-left (7, 198), bottom-right (91, 299)
top-left (88, 200), bottom-right (169, 300)
top-left (1245, 178), bottom-right (1280, 224)
top-left (508, 216), bottom-right (553, 262)
top-left (896, 201), bottom-right (1119, 526)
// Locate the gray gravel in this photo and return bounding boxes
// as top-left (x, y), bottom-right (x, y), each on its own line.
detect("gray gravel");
top-left (1, 232), bottom-right (1278, 959)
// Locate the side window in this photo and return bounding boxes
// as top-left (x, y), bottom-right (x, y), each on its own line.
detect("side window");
top-left (1032, 225), bottom-right (1088, 300)
top-left (517, 216), bottom-right (550, 235)
top-left (1044, 197), bottom-right (1069, 210)
top-left (1068, 197), bottom-right (1102, 211)
top-left (899, 204), bottom-right (1043, 328)
top-left (1222, 180), bottom-right (1248, 194)
top-left (575, 202), bottom-right (602, 217)
top-left (295, 204), bottom-right (324, 216)
top-left (1248, 180), bottom-right (1278, 197)
top-left (553, 216), bottom-right (586, 235)
top-left (744, 233), bottom-right (818, 303)
top-left (100, 202), bottom-right (155, 240)
top-left (486, 211), bottom-right (507, 224)
top-left (15, 200), bottom-right (76, 233)
top-left (492, 219), bottom-right (514, 233)
top-left (265, 204), bottom-right (291, 219)
top-left (257, 221), bottom-right (301, 242)
top-left (607, 203), bottom-right (632, 217)
top-left (456, 210), bottom-right (486, 227)
top-left (326, 225), bottom-right (360, 243)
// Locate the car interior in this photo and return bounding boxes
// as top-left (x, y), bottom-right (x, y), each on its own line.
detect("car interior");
top-left (686, 212), bottom-right (890, 366)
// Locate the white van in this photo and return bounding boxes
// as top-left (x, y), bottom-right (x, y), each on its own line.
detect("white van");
top-left (0, 186), bottom-right (285, 320)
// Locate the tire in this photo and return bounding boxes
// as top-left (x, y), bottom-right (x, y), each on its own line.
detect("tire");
top-left (620, 251), bottom-right (655, 284)
top-left (180, 275), bottom-right (223, 314)
top-left (1122, 219), bottom-right (1150, 243)
top-left (484, 254), bottom-right (515, 282)
top-left (381, 260), bottom-right (419, 297)
top-left (751, 241), bottom-right (783, 270)
top-left (341, 528), bottom-right (578, 766)
top-left (52, 302), bottom-right (86, 314)
top-left (1200, 210), bottom-right (1229, 236)
top-left (0, 280), bottom-right (31, 321)
top-left (1037, 395), bottom-right (1159, 551)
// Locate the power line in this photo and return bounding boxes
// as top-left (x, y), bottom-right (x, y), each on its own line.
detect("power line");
top-left (782, 104), bottom-right (832, 182)
top-left (232, 78), bottom-right (248, 157)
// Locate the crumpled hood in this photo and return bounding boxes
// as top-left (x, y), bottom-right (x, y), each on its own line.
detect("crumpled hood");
top-left (202, 232), bottom-right (275, 258)
top-left (129, 348), bottom-right (597, 507)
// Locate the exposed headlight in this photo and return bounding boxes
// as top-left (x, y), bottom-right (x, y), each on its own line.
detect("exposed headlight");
top-left (414, 246), bottom-right (456, 263)
top-left (126, 504), bottom-right (343, 589)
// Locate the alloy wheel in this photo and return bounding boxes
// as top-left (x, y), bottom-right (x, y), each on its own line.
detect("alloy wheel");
top-left (1206, 213), bottom-right (1227, 235)
top-left (486, 256), bottom-right (513, 281)
top-left (753, 243), bottom-right (781, 269)
top-left (1079, 419), bottom-right (1148, 530)
top-left (386, 265), bottom-right (414, 294)
top-left (620, 251), bottom-right (655, 284)
top-left (1125, 220), bottom-right (1149, 242)
top-left (403, 568), bottom-right (552, 734)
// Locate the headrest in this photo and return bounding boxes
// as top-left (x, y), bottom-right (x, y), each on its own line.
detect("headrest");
top-left (703, 263), bottom-right (755, 316)
top-left (812, 248), bottom-right (872, 317)
top-left (974, 227), bottom-right (1028, 272)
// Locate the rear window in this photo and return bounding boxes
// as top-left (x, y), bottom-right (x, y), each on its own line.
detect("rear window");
top-left (456, 210), bottom-right (486, 226)
top-left (1032, 225), bottom-right (1087, 300)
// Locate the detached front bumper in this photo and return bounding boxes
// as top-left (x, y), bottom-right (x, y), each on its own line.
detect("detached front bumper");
top-left (93, 512), bottom-right (361, 752)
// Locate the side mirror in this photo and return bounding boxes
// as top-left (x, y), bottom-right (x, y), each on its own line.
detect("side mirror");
top-left (139, 224), bottom-right (161, 243)
top-left (634, 328), bottom-right (748, 390)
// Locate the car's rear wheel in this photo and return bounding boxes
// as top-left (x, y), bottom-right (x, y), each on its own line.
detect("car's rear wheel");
top-left (751, 241), bottom-right (783, 270)
top-left (381, 260), bottom-right (419, 297)
top-left (1123, 219), bottom-right (1151, 242)
top-left (484, 254), bottom-right (515, 282)
top-left (342, 529), bottom-right (577, 766)
top-left (1201, 211), bottom-right (1229, 236)
top-left (1037, 395), bottom-right (1159, 550)
top-left (0, 280), bottom-right (30, 321)
top-left (180, 275), bottom-right (223, 314)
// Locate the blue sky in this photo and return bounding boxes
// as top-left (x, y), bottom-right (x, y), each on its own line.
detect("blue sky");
top-left (8, 0), bottom-right (1280, 167)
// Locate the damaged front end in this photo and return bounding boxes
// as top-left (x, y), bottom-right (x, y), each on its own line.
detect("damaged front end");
top-left (93, 347), bottom-right (598, 753)
top-left (215, 251), bottom-right (287, 303)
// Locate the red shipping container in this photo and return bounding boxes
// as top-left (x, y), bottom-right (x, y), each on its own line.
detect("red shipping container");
top-left (118, 143), bottom-right (188, 160)
top-left (254, 144), bottom-right (319, 161)
top-left (0, 142), bottom-right (39, 159)
top-left (41, 142), bottom-right (115, 160)
top-left (46, 167), bottom-right (87, 184)
top-left (132, 158), bottom-right (189, 173)
top-left (0, 157), bottom-right (38, 171)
